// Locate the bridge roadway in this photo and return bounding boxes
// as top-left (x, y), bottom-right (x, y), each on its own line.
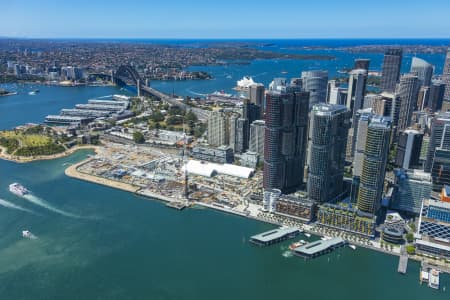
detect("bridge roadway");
top-left (141, 86), bottom-right (210, 121)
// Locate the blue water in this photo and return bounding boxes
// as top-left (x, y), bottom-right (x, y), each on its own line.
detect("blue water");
top-left (1, 39), bottom-right (450, 299)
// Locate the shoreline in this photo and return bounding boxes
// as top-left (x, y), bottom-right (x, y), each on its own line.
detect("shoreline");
top-left (0, 145), bottom-right (100, 163)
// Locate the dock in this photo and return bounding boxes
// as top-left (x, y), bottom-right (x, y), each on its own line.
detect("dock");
top-left (165, 201), bottom-right (187, 210)
top-left (292, 237), bottom-right (347, 259)
top-left (249, 227), bottom-right (300, 247)
top-left (398, 253), bottom-right (408, 274)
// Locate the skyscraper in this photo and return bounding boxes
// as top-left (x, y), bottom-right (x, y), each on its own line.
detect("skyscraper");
top-left (307, 104), bottom-right (350, 203)
top-left (327, 80), bottom-right (347, 105)
top-left (350, 109), bottom-right (373, 202)
top-left (395, 129), bottom-right (423, 169)
top-left (380, 48), bottom-right (403, 92)
top-left (357, 116), bottom-right (392, 215)
top-left (442, 47), bottom-right (450, 102)
top-left (207, 111), bottom-right (229, 147)
top-left (354, 59), bottom-right (370, 72)
top-left (397, 74), bottom-right (420, 132)
top-left (263, 81), bottom-right (309, 193)
top-left (248, 83), bottom-right (265, 112)
top-left (301, 70), bottom-right (328, 107)
top-left (410, 57), bottom-right (434, 87)
top-left (425, 112), bottom-right (450, 172)
top-left (249, 120), bottom-right (265, 156)
top-left (429, 80), bottom-right (446, 111)
top-left (347, 69), bottom-right (368, 119)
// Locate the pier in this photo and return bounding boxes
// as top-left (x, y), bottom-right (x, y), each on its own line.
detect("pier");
top-left (292, 237), bottom-right (347, 259)
top-left (250, 227), bottom-right (300, 247)
top-left (398, 248), bottom-right (408, 274)
top-left (166, 201), bottom-right (187, 210)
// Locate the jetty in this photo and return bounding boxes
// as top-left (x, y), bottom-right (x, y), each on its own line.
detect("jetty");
top-left (398, 248), bottom-right (408, 274)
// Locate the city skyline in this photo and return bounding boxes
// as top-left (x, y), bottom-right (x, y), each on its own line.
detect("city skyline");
top-left (2, 0), bottom-right (450, 39)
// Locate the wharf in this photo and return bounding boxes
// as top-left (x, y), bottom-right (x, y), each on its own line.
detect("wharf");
top-left (166, 202), bottom-right (187, 210)
top-left (398, 253), bottom-right (408, 274)
top-left (249, 227), bottom-right (300, 247)
top-left (292, 237), bottom-right (347, 259)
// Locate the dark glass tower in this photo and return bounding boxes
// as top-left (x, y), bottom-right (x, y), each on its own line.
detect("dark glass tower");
top-left (380, 48), bottom-right (403, 92)
top-left (307, 104), bottom-right (350, 203)
top-left (263, 82), bottom-right (309, 194)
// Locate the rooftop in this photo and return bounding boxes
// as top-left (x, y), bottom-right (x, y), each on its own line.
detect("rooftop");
top-left (294, 237), bottom-right (345, 255)
top-left (250, 227), bottom-right (299, 243)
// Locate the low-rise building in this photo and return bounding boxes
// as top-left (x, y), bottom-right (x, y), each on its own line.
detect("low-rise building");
top-left (316, 203), bottom-right (377, 237)
top-left (274, 194), bottom-right (317, 222)
top-left (191, 145), bottom-right (234, 164)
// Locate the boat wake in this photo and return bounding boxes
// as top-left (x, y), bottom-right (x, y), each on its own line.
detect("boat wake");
top-left (282, 250), bottom-right (293, 258)
top-left (22, 194), bottom-right (81, 218)
top-left (0, 198), bottom-right (36, 214)
top-left (186, 89), bottom-right (206, 96)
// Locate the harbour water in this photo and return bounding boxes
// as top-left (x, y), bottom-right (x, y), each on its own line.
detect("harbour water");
top-left (1, 39), bottom-right (450, 298)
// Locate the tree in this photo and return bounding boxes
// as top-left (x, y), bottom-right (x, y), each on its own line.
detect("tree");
top-left (185, 110), bottom-right (198, 123)
top-left (406, 245), bottom-right (415, 255)
top-left (405, 233), bottom-right (414, 243)
top-left (151, 111), bottom-right (165, 122)
top-left (133, 131), bottom-right (145, 144)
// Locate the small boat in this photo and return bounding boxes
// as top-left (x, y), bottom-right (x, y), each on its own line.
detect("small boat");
top-left (22, 230), bottom-right (37, 239)
top-left (281, 70), bottom-right (288, 74)
top-left (28, 89), bottom-right (39, 95)
top-left (348, 244), bottom-right (356, 250)
top-left (288, 240), bottom-right (306, 250)
top-left (304, 233), bottom-right (311, 238)
top-left (9, 183), bottom-right (29, 197)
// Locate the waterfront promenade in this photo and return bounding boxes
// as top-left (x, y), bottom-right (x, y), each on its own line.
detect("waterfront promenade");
top-left (0, 145), bottom-right (100, 163)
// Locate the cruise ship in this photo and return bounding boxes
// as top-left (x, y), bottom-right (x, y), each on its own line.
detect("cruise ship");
top-left (9, 183), bottom-right (29, 196)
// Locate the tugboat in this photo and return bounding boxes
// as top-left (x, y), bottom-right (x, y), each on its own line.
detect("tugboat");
top-left (9, 183), bottom-right (29, 196)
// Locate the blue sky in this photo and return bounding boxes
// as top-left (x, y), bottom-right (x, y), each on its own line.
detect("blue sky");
top-left (1, 0), bottom-right (450, 38)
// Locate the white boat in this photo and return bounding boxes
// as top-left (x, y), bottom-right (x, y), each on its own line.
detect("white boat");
top-left (22, 230), bottom-right (37, 239)
top-left (349, 244), bottom-right (356, 250)
top-left (9, 183), bottom-right (29, 197)
top-left (321, 236), bottom-right (332, 241)
top-left (304, 233), bottom-right (311, 238)
top-left (28, 89), bottom-right (39, 95)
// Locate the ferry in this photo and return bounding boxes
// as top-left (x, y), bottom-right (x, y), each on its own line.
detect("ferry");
top-left (9, 183), bottom-right (29, 196)
top-left (22, 230), bottom-right (37, 239)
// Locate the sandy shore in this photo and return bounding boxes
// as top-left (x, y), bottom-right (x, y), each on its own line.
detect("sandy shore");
top-left (65, 159), bottom-right (140, 193)
top-left (0, 145), bottom-right (100, 163)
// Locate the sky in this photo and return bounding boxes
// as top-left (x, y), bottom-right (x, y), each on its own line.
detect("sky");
top-left (1, 0), bottom-right (450, 39)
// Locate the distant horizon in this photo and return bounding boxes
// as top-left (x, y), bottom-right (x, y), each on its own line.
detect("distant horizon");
top-left (2, 1), bottom-right (450, 39)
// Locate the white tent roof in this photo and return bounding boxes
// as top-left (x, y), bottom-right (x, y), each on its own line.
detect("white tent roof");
top-left (183, 160), bottom-right (254, 178)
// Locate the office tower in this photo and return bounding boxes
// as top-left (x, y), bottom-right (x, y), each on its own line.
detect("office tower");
top-left (397, 74), bottom-right (420, 132)
top-left (327, 80), bottom-right (347, 105)
top-left (301, 70), bottom-right (328, 107)
top-left (230, 117), bottom-right (249, 154)
top-left (381, 48), bottom-right (403, 92)
top-left (263, 81), bottom-right (309, 193)
top-left (372, 94), bottom-right (393, 117)
top-left (357, 116), bottom-right (392, 215)
top-left (307, 104), bottom-right (350, 203)
top-left (347, 69), bottom-right (368, 121)
top-left (242, 99), bottom-right (261, 125)
top-left (392, 170), bottom-right (431, 214)
top-left (429, 80), bottom-right (446, 111)
top-left (431, 147), bottom-right (450, 191)
top-left (354, 58), bottom-right (370, 71)
top-left (395, 129), bottom-right (423, 169)
top-left (207, 111), bottom-right (229, 147)
top-left (410, 57), bottom-right (434, 87)
top-left (442, 47), bottom-right (450, 102)
top-left (417, 86), bottom-right (430, 111)
top-left (350, 109), bottom-right (373, 202)
top-left (248, 83), bottom-right (265, 110)
top-left (424, 112), bottom-right (450, 172)
top-left (364, 94), bottom-right (379, 110)
top-left (249, 120), bottom-right (265, 156)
